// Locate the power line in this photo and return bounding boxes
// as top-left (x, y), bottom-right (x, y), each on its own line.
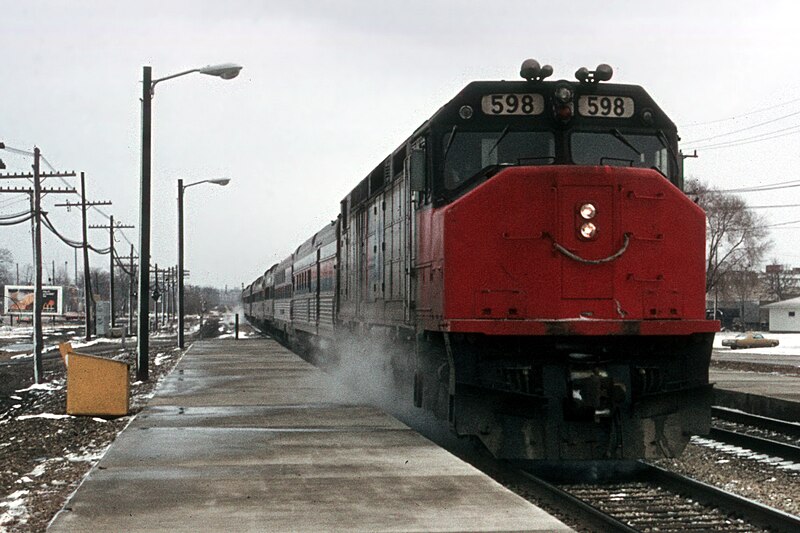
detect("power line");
top-left (748, 203), bottom-right (800, 209)
top-left (680, 97), bottom-right (800, 128)
top-left (0, 143), bottom-right (137, 252)
top-left (0, 212), bottom-right (33, 226)
top-left (684, 123), bottom-right (800, 151)
top-left (683, 108), bottom-right (800, 144)
top-left (688, 178), bottom-right (800, 194)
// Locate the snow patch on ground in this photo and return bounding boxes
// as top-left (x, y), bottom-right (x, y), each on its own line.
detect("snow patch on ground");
top-left (65, 449), bottom-right (106, 463)
top-left (0, 489), bottom-right (30, 529)
top-left (15, 381), bottom-right (63, 393)
top-left (691, 436), bottom-right (800, 471)
top-left (16, 413), bottom-right (73, 421)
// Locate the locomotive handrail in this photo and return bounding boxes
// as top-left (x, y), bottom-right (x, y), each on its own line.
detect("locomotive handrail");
top-left (552, 233), bottom-right (631, 264)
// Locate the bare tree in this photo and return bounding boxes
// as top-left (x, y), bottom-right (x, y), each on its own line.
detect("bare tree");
top-left (0, 248), bottom-right (12, 286)
top-left (762, 263), bottom-right (799, 301)
top-left (687, 180), bottom-right (771, 294)
top-left (0, 249), bottom-right (12, 314)
top-left (724, 267), bottom-right (761, 326)
top-left (90, 267), bottom-right (110, 300)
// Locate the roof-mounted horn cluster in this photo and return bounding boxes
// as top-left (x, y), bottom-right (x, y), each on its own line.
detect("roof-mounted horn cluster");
top-left (519, 59), bottom-right (554, 82)
top-left (575, 64), bottom-right (613, 84)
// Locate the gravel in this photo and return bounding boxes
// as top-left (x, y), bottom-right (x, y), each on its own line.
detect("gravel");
top-left (652, 438), bottom-right (800, 516)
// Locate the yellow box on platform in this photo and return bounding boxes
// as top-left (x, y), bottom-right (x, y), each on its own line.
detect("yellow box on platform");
top-left (59, 342), bottom-right (130, 417)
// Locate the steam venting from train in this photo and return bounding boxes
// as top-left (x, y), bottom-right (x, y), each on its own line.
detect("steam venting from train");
top-left (319, 332), bottom-right (463, 446)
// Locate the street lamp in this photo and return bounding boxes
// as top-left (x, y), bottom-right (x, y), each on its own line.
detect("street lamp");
top-left (177, 178), bottom-right (231, 349)
top-left (137, 64), bottom-right (242, 381)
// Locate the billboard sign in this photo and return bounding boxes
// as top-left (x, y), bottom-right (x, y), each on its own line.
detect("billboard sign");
top-left (4, 285), bottom-right (63, 316)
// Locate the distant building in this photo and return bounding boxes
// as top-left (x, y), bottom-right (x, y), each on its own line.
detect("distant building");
top-left (706, 299), bottom-right (762, 330)
top-left (763, 296), bottom-right (800, 332)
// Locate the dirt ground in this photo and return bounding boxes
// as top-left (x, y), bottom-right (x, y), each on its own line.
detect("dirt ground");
top-left (0, 339), bottom-right (185, 532)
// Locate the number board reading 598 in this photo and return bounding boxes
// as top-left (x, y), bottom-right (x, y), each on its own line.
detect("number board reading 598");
top-left (578, 95), bottom-right (634, 118)
top-left (482, 93), bottom-right (544, 115)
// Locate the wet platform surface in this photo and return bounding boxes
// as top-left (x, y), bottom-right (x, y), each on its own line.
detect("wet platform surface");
top-left (49, 338), bottom-right (570, 532)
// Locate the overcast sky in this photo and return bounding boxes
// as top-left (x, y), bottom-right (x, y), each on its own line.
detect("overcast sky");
top-left (2, 1), bottom-right (800, 291)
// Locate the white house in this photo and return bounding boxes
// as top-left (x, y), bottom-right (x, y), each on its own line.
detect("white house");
top-left (763, 297), bottom-right (800, 332)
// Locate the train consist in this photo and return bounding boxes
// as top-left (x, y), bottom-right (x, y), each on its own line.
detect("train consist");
top-left (243, 60), bottom-right (718, 461)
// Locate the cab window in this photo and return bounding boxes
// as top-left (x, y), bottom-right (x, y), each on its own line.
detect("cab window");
top-left (442, 130), bottom-right (555, 190)
top-left (571, 131), bottom-right (671, 179)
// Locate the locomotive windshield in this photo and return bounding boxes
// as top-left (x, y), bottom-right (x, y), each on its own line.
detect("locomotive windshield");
top-left (570, 131), bottom-right (672, 177)
top-left (442, 129), bottom-right (555, 189)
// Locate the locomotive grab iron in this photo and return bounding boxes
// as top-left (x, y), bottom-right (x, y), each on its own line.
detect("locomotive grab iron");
top-left (243, 60), bottom-right (719, 460)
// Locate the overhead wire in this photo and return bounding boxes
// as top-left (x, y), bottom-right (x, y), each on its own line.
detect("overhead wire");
top-left (680, 97), bottom-right (800, 128)
top-left (1, 143), bottom-right (137, 252)
top-left (0, 212), bottom-right (34, 226)
top-left (687, 177), bottom-right (800, 194)
top-left (748, 203), bottom-right (800, 209)
top-left (684, 124), bottom-right (800, 151)
top-left (683, 109), bottom-right (800, 144)
top-left (41, 212), bottom-right (110, 255)
top-left (0, 209), bottom-right (31, 220)
top-left (114, 250), bottom-right (135, 277)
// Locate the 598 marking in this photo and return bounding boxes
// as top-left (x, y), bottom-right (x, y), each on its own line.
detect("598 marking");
top-left (481, 93), bottom-right (544, 115)
top-left (578, 95), bottom-right (634, 118)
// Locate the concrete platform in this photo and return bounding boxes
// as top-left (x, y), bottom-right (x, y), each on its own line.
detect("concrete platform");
top-left (49, 338), bottom-right (571, 532)
top-left (711, 368), bottom-right (800, 421)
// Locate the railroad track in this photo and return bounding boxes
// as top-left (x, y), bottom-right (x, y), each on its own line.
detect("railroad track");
top-left (712, 406), bottom-right (800, 439)
top-left (521, 461), bottom-right (800, 532)
top-left (708, 406), bottom-right (800, 462)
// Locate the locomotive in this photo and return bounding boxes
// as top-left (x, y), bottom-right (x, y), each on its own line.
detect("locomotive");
top-left (243, 60), bottom-right (718, 461)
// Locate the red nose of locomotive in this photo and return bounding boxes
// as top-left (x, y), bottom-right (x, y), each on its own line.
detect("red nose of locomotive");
top-left (439, 165), bottom-right (713, 335)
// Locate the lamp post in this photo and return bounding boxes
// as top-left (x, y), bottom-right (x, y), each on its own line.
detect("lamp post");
top-left (137, 63), bottom-right (242, 381)
top-left (177, 178), bottom-right (231, 349)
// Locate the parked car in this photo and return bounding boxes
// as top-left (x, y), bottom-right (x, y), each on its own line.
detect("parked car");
top-left (722, 332), bottom-right (780, 349)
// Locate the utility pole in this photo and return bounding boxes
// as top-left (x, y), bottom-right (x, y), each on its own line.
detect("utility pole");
top-left (152, 263), bottom-right (160, 332)
top-left (138, 65), bottom-right (153, 382)
top-left (129, 244), bottom-right (136, 334)
top-left (162, 268), bottom-right (168, 327)
top-left (32, 151), bottom-right (43, 383)
top-left (170, 266), bottom-right (177, 324)
top-left (54, 175), bottom-right (112, 341)
top-left (112, 246), bottom-right (139, 335)
top-left (0, 155), bottom-right (76, 384)
top-left (81, 174), bottom-right (93, 339)
top-left (163, 267), bottom-right (169, 325)
top-left (89, 216), bottom-right (134, 329)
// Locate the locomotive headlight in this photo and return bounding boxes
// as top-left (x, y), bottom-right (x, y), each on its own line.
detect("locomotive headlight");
top-left (580, 222), bottom-right (597, 240)
top-left (459, 105), bottom-right (474, 120)
top-left (579, 203), bottom-right (597, 220)
top-left (554, 86), bottom-right (573, 103)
